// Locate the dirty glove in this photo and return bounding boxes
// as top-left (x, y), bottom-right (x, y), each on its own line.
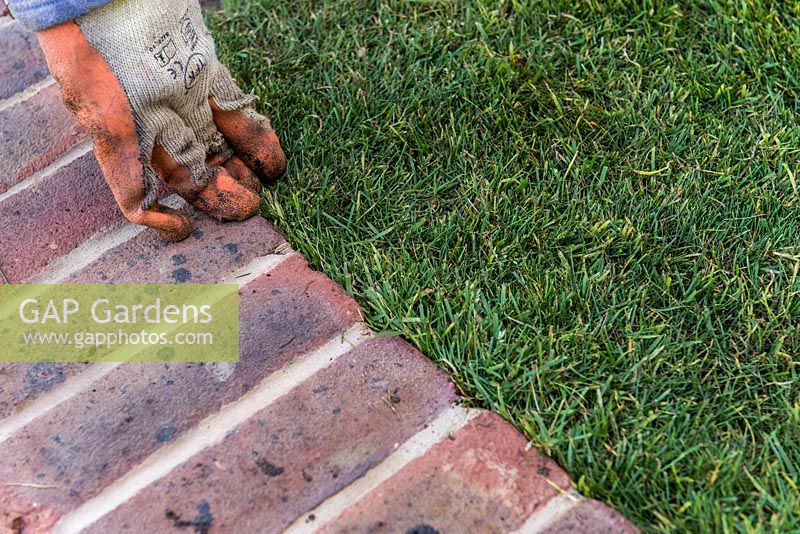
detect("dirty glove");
top-left (34, 0), bottom-right (286, 241)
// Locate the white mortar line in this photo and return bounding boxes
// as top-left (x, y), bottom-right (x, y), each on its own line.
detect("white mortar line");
top-left (0, 362), bottom-right (121, 444)
top-left (25, 195), bottom-right (189, 283)
top-left (511, 489), bottom-right (584, 533)
top-left (27, 221), bottom-right (145, 283)
top-left (206, 247), bottom-right (298, 382)
top-left (0, 139), bottom-right (92, 205)
top-left (0, 16), bottom-right (16, 32)
top-left (0, 76), bottom-right (56, 114)
top-left (226, 243), bottom-right (295, 287)
top-left (285, 405), bottom-right (481, 533)
top-left (52, 322), bottom-right (374, 534)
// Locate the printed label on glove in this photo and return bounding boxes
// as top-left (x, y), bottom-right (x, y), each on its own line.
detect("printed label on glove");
top-left (150, 32), bottom-right (177, 67)
top-left (149, 10), bottom-right (208, 94)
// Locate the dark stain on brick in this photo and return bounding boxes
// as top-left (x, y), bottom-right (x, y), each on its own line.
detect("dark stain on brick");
top-left (24, 363), bottom-right (67, 396)
top-left (225, 243), bottom-right (238, 253)
top-left (406, 525), bottom-right (440, 534)
top-left (172, 268), bottom-right (192, 283)
top-left (390, 389), bottom-right (401, 404)
top-left (155, 426), bottom-right (178, 443)
top-left (537, 465), bottom-right (551, 476)
top-left (255, 458), bottom-right (284, 477)
top-left (172, 254), bottom-right (187, 265)
top-left (165, 500), bottom-right (214, 534)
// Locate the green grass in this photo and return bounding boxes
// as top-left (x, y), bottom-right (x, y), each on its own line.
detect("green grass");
top-left (209, 1), bottom-right (800, 530)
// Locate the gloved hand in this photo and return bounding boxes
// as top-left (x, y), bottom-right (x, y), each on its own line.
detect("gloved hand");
top-left (35, 0), bottom-right (285, 241)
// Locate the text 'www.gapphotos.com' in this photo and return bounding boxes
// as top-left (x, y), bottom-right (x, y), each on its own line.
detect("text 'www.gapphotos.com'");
top-left (21, 330), bottom-right (215, 350)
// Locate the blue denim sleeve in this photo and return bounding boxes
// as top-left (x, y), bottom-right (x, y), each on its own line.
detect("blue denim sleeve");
top-left (6, 0), bottom-right (114, 31)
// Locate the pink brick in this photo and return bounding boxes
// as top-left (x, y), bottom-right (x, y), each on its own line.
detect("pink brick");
top-left (88, 337), bottom-right (457, 533)
top-left (0, 22), bottom-right (49, 100)
top-left (323, 411), bottom-right (572, 533)
top-left (0, 83), bottom-right (88, 193)
top-left (0, 152), bottom-right (120, 282)
top-left (542, 500), bottom-right (638, 534)
top-left (66, 211), bottom-right (285, 284)
top-left (0, 256), bottom-right (361, 532)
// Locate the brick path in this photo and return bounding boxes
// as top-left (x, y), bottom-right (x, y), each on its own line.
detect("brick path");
top-left (0, 13), bottom-right (636, 534)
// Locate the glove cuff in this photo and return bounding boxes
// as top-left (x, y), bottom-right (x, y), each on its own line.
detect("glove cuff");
top-left (7, 0), bottom-right (113, 31)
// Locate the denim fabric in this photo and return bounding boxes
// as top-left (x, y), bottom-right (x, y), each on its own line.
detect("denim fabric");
top-left (6, 0), bottom-right (114, 30)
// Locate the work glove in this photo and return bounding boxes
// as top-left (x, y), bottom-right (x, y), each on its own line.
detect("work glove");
top-left (34, 0), bottom-right (286, 241)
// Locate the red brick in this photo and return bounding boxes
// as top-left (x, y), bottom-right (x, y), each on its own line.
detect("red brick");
top-left (324, 411), bottom-right (572, 533)
top-left (0, 152), bottom-right (121, 282)
top-left (0, 83), bottom-right (87, 193)
top-left (0, 363), bottom-right (90, 420)
top-left (0, 255), bottom-right (361, 532)
top-left (66, 211), bottom-right (285, 284)
top-left (542, 500), bottom-right (638, 534)
top-left (88, 337), bottom-right (457, 533)
top-left (0, 22), bottom-right (49, 100)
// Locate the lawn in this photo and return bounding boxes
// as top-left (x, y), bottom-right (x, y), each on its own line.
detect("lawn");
top-left (209, 1), bottom-right (800, 530)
